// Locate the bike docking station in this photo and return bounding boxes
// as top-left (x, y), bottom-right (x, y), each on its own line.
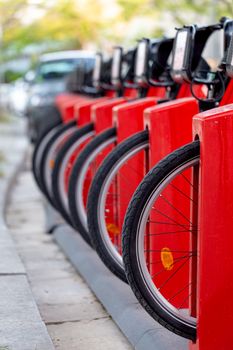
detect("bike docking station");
top-left (190, 37), bottom-right (233, 350)
top-left (63, 39), bottom-right (170, 235)
top-left (90, 46), bottom-right (139, 137)
top-left (90, 39), bottom-right (167, 145)
top-left (114, 28), bottom-right (201, 260)
top-left (111, 39), bottom-right (169, 144)
top-left (144, 96), bottom-right (199, 309)
top-left (54, 53), bottom-right (115, 125)
top-left (31, 17), bottom-right (233, 350)
top-left (55, 48), bottom-right (138, 207)
top-left (110, 39), bottom-right (174, 230)
top-left (73, 53), bottom-right (121, 126)
top-left (112, 25), bottom-right (219, 238)
top-left (136, 20), bottom-right (233, 346)
top-left (56, 94), bottom-right (89, 123)
top-left (88, 49), bottom-right (137, 137)
top-left (46, 54), bottom-right (122, 207)
top-left (191, 104), bottom-right (233, 350)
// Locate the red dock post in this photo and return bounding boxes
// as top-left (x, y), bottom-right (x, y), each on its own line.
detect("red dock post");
top-left (192, 103), bottom-right (233, 349)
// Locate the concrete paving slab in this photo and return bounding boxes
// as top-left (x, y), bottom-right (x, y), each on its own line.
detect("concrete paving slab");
top-left (0, 271), bottom-right (54, 350)
top-left (31, 276), bottom-right (103, 305)
top-left (54, 224), bottom-right (189, 350)
top-left (17, 255), bottom-right (75, 277)
top-left (0, 118), bottom-right (55, 350)
top-left (7, 165), bottom-right (133, 349)
top-left (39, 299), bottom-right (107, 324)
top-left (47, 317), bottom-right (132, 350)
top-left (0, 244), bottom-right (25, 274)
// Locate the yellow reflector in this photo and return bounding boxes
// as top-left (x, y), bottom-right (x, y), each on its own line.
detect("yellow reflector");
top-left (161, 247), bottom-right (174, 271)
top-left (106, 223), bottom-right (120, 235)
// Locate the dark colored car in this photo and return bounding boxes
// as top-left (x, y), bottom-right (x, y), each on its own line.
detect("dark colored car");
top-left (26, 50), bottom-right (95, 142)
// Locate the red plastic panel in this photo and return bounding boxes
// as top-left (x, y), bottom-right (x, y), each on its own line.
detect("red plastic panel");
top-left (123, 88), bottom-right (138, 98)
top-left (64, 98), bottom-right (127, 199)
top-left (55, 93), bottom-right (77, 106)
top-left (81, 98), bottom-right (127, 207)
top-left (92, 98), bottom-right (126, 134)
top-left (63, 97), bottom-right (112, 190)
top-left (114, 98), bottom-right (159, 142)
top-left (177, 82), bottom-right (192, 98)
top-left (75, 97), bottom-right (109, 126)
top-left (114, 98), bottom-right (161, 235)
top-left (108, 85), bottom-right (190, 253)
top-left (147, 86), bottom-right (166, 97)
top-left (64, 132), bottom-right (94, 193)
top-left (220, 79), bottom-right (233, 105)
top-left (105, 90), bottom-right (116, 98)
top-left (192, 104), bottom-right (233, 350)
top-left (145, 98), bottom-right (199, 167)
top-left (56, 95), bottom-right (90, 123)
top-left (62, 97), bottom-right (89, 123)
top-left (176, 81), bottom-right (206, 100)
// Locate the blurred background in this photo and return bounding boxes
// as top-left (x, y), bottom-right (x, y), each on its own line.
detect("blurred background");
top-left (0, 0), bottom-right (232, 139)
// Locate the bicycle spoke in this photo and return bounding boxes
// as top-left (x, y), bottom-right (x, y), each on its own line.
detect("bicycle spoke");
top-left (148, 253), bottom-right (194, 265)
top-left (157, 257), bottom-right (190, 291)
top-left (149, 207), bottom-right (192, 230)
top-left (151, 255), bottom-right (192, 279)
top-left (167, 282), bottom-right (192, 302)
top-left (169, 183), bottom-right (197, 205)
top-left (147, 229), bottom-right (197, 236)
top-left (181, 173), bottom-right (198, 193)
top-left (148, 220), bottom-right (197, 229)
top-left (158, 193), bottom-right (192, 224)
top-left (178, 292), bottom-right (192, 310)
top-left (144, 249), bottom-right (196, 253)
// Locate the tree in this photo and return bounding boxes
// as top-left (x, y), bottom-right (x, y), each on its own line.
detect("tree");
top-left (1, 0), bottom-right (233, 62)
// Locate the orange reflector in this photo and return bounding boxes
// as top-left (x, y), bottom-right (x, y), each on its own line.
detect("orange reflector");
top-left (49, 159), bottom-right (55, 169)
top-left (106, 223), bottom-right (120, 235)
top-left (161, 247), bottom-right (174, 271)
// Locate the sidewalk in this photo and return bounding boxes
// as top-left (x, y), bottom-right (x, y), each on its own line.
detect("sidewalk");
top-left (0, 117), bottom-right (54, 350)
top-left (6, 146), bottom-right (132, 349)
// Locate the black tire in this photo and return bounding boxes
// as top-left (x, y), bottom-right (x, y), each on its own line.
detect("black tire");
top-left (87, 130), bottom-right (149, 282)
top-left (32, 121), bottom-right (72, 192)
top-left (36, 105), bottom-right (62, 141)
top-left (51, 123), bottom-right (95, 226)
top-left (28, 104), bottom-right (62, 143)
top-left (68, 127), bottom-right (117, 246)
top-left (122, 141), bottom-right (200, 340)
top-left (32, 126), bottom-right (58, 190)
top-left (38, 120), bottom-right (77, 208)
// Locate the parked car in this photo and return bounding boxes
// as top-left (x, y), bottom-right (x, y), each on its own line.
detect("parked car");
top-left (8, 71), bottom-right (35, 117)
top-left (26, 50), bottom-right (95, 142)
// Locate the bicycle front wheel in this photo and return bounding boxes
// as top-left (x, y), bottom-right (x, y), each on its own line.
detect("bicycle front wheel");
top-left (51, 124), bottom-right (95, 226)
top-left (87, 131), bottom-right (149, 282)
top-left (32, 121), bottom-right (75, 192)
top-left (38, 121), bottom-right (77, 207)
top-left (68, 127), bottom-right (117, 246)
top-left (122, 141), bottom-right (200, 340)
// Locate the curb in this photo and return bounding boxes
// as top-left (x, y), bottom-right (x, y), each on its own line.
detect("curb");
top-left (1, 147), bottom-right (27, 221)
top-left (50, 210), bottom-right (188, 350)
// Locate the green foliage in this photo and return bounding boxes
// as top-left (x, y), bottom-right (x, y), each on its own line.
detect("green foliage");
top-left (4, 70), bottom-right (24, 83)
top-left (0, 0), bottom-right (233, 61)
top-left (117, 0), bottom-right (154, 20)
top-left (151, 0), bottom-right (233, 25)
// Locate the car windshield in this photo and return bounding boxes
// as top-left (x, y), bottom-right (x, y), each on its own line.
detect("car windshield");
top-left (36, 58), bottom-right (94, 81)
